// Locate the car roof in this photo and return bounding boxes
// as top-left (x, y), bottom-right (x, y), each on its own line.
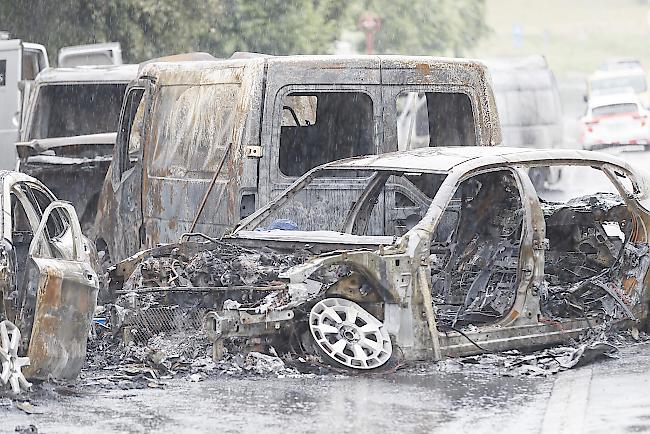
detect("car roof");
top-left (35, 64), bottom-right (139, 83)
top-left (325, 146), bottom-right (642, 176)
top-left (138, 54), bottom-right (491, 83)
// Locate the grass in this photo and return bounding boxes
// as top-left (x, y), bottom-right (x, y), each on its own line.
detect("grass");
top-left (468, 0), bottom-right (650, 76)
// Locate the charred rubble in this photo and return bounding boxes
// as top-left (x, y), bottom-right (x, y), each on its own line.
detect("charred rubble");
top-left (107, 240), bottom-right (312, 343)
top-left (540, 193), bottom-right (649, 321)
top-left (430, 190), bottom-right (649, 330)
top-left (93, 239), bottom-right (385, 378)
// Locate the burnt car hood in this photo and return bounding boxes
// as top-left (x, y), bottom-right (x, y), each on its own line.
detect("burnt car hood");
top-left (109, 232), bottom-right (398, 298)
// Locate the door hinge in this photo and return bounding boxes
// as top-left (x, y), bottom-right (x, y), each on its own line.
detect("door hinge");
top-left (244, 145), bottom-right (263, 158)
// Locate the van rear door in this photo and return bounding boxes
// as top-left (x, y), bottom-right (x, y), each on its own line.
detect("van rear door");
top-left (141, 67), bottom-right (246, 245)
top-left (260, 58), bottom-right (386, 233)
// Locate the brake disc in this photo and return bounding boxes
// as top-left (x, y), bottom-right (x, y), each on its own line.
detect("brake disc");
top-left (309, 298), bottom-right (392, 370)
top-left (0, 320), bottom-right (32, 394)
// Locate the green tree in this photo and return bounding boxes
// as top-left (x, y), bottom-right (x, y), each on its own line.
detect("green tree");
top-left (349, 0), bottom-right (488, 55)
top-left (0, 0), bottom-right (487, 63)
top-left (205, 0), bottom-right (348, 56)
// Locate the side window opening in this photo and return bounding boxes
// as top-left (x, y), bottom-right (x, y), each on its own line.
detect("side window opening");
top-left (535, 165), bottom-right (647, 321)
top-left (397, 91), bottom-right (476, 150)
top-left (430, 170), bottom-right (524, 329)
top-left (10, 188), bottom-right (39, 297)
top-left (118, 87), bottom-right (145, 176)
top-left (35, 211), bottom-right (74, 261)
top-left (20, 183), bottom-right (67, 239)
top-left (278, 92), bottom-right (375, 177)
top-left (17, 183), bottom-right (72, 261)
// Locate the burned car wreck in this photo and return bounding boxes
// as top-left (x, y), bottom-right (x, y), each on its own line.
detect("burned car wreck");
top-left (0, 171), bottom-right (100, 392)
top-left (109, 147), bottom-right (650, 371)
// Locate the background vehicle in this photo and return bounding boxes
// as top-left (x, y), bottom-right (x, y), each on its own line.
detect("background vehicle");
top-left (0, 33), bottom-right (48, 169)
top-left (96, 54), bottom-right (503, 263)
top-left (57, 42), bottom-right (123, 67)
top-left (484, 56), bottom-right (564, 151)
top-left (587, 67), bottom-right (650, 108)
top-left (16, 64), bottom-right (138, 230)
top-left (580, 91), bottom-right (650, 149)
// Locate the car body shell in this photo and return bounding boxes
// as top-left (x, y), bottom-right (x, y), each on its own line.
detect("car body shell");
top-left (198, 146), bottom-right (650, 362)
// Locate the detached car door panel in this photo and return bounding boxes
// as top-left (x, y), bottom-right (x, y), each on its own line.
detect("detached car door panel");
top-left (16, 201), bottom-right (98, 380)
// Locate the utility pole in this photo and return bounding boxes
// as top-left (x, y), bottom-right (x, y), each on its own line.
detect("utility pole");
top-left (357, 11), bottom-right (381, 54)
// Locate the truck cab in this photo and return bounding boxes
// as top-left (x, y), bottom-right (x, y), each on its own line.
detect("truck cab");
top-left (95, 54), bottom-right (502, 264)
top-left (16, 64), bottom-right (138, 230)
top-left (0, 35), bottom-right (48, 169)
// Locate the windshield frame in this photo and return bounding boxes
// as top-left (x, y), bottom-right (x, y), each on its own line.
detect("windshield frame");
top-left (26, 81), bottom-right (129, 140)
top-left (232, 164), bottom-right (449, 238)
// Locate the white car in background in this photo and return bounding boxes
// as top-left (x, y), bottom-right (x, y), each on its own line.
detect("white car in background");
top-left (581, 92), bottom-right (650, 150)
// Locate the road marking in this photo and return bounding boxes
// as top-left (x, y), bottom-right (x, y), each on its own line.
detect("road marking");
top-left (541, 368), bottom-right (593, 434)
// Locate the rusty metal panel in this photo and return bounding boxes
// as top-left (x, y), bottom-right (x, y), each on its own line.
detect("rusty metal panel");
top-left (140, 68), bottom-right (248, 246)
top-left (21, 258), bottom-right (98, 381)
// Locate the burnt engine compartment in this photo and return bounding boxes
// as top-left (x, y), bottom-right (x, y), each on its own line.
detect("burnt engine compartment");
top-left (110, 240), bottom-right (371, 350)
top-left (116, 240), bottom-right (311, 311)
top-left (430, 171), bottom-right (524, 329)
top-left (540, 193), bottom-right (649, 320)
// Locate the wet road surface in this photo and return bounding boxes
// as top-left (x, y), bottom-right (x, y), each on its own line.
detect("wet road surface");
top-left (2, 342), bottom-right (649, 433)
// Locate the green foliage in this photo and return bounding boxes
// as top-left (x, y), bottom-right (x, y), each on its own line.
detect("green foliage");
top-left (351, 0), bottom-right (488, 55)
top-left (205, 0), bottom-right (347, 55)
top-left (0, 0), bottom-right (487, 63)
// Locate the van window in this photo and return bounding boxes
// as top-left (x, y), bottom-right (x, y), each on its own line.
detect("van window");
top-left (278, 92), bottom-right (374, 177)
top-left (117, 87), bottom-right (145, 175)
top-left (397, 92), bottom-right (476, 150)
top-left (150, 84), bottom-right (240, 178)
top-left (22, 50), bottom-right (44, 81)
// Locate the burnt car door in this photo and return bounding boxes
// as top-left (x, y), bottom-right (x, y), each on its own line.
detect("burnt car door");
top-left (15, 200), bottom-right (99, 380)
top-left (100, 79), bottom-right (150, 261)
top-left (428, 168), bottom-right (539, 329)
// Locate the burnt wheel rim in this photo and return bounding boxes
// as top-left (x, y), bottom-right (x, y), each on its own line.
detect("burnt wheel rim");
top-left (309, 298), bottom-right (392, 370)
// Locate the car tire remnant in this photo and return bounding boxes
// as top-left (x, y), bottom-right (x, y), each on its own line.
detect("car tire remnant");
top-left (309, 298), bottom-right (392, 370)
top-left (0, 320), bottom-right (32, 394)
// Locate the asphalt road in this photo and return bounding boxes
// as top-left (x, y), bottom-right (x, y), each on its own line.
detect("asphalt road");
top-left (1, 342), bottom-right (649, 434)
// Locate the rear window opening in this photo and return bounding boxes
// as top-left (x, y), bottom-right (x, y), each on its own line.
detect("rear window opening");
top-left (28, 83), bottom-right (127, 139)
top-left (397, 91), bottom-right (476, 150)
top-left (278, 92), bottom-right (375, 177)
top-left (592, 103), bottom-right (639, 117)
